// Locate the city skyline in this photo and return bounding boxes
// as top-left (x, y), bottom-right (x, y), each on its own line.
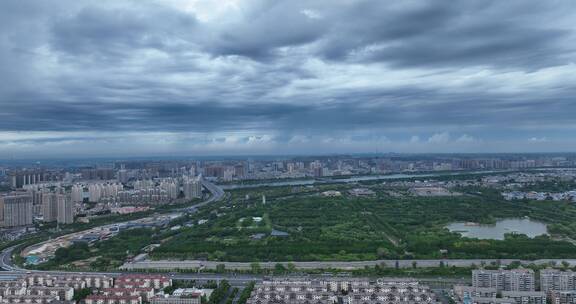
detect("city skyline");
top-left (2, 0), bottom-right (576, 157)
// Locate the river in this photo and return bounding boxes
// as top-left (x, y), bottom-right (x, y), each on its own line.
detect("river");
top-left (219, 170), bottom-right (508, 190)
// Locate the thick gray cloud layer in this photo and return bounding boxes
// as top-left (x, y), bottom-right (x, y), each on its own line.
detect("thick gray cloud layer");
top-left (1, 0), bottom-right (576, 157)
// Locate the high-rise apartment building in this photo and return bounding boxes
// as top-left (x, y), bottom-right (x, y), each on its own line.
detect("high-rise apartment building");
top-left (10, 171), bottom-right (46, 188)
top-left (183, 176), bottom-right (203, 199)
top-left (117, 169), bottom-right (128, 184)
top-left (313, 166), bottom-right (325, 177)
top-left (88, 184), bottom-right (102, 202)
top-left (1, 194), bottom-right (33, 227)
top-left (71, 184), bottom-right (84, 203)
top-left (160, 181), bottom-right (179, 200)
top-left (57, 195), bottom-right (74, 224)
top-left (27, 188), bottom-right (47, 217)
top-left (41, 192), bottom-right (59, 222)
top-left (42, 193), bottom-right (71, 224)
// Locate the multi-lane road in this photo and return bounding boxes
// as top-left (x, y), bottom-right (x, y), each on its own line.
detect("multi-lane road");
top-left (121, 257), bottom-right (576, 271)
top-left (0, 179), bottom-right (468, 288)
top-left (0, 268), bottom-right (261, 287)
top-left (0, 180), bottom-right (225, 273)
top-left (0, 180), bottom-right (255, 286)
top-left (198, 180), bottom-right (226, 207)
top-left (0, 245), bottom-right (22, 272)
top-left (2, 179), bottom-right (574, 287)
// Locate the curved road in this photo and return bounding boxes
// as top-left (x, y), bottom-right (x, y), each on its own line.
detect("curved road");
top-left (3, 180), bottom-right (575, 280)
top-left (0, 245), bottom-right (24, 272)
top-left (199, 180), bottom-right (226, 207)
top-left (0, 180), bottom-right (225, 273)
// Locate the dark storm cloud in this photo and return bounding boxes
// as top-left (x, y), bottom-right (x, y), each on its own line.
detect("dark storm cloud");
top-left (206, 1), bottom-right (328, 60)
top-left (0, 100), bottom-right (307, 132)
top-left (1, 0), bottom-right (576, 154)
top-left (315, 1), bottom-right (574, 69)
top-left (2, 88), bottom-right (576, 135)
top-left (194, 0), bottom-right (575, 69)
top-left (50, 4), bottom-right (197, 58)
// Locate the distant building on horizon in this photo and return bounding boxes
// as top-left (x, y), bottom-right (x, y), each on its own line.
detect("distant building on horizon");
top-left (71, 184), bottom-right (84, 203)
top-left (9, 171), bottom-right (45, 189)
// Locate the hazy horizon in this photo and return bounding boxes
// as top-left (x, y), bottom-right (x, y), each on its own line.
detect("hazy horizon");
top-left (1, 152), bottom-right (575, 165)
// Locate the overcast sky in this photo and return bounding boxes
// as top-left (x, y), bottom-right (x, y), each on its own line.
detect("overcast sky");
top-left (1, 0), bottom-right (575, 158)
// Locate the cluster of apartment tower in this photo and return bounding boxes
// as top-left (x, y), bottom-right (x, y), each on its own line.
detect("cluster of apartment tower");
top-left (455, 268), bottom-right (576, 304)
top-left (0, 175), bottom-right (205, 228)
top-left (0, 191), bottom-right (73, 228)
top-left (70, 176), bottom-right (202, 205)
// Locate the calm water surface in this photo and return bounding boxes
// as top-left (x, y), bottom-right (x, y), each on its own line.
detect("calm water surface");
top-left (220, 170), bottom-right (505, 189)
top-left (446, 218), bottom-right (548, 240)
